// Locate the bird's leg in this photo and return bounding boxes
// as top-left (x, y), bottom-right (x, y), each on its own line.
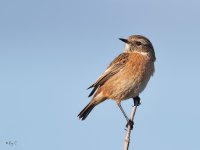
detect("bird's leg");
top-left (118, 104), bottom-right (134, 130)
top-left (118, 104), bottom-right (129, 122)
top-left (125, 96), bottom-right (141, 130)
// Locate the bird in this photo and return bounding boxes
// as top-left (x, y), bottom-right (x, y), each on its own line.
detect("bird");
top-left (78, 35), bottom-right (156, 122)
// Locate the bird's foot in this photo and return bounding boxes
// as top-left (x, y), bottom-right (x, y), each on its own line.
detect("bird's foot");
top-left (133, 96), bottom-right (141, 106)
top-left (126, 120), bottom-right (134, 130)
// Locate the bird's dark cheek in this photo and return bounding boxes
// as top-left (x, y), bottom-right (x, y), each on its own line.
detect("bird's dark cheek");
top-left (130, 45), bottom-right (136, 51)
top-left (130, 48), bottom-right (135, 52)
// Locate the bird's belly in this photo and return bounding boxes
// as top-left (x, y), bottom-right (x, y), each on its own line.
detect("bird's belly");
top-left (110, 75), bottom-right (150, 100)
top-left (121, 74), bottom-right (151, 100)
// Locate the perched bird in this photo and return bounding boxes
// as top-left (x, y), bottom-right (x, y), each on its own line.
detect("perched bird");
top-left (78, 35), bottom-right (156, 121)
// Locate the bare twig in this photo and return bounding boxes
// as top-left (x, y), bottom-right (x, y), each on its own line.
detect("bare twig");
top-left (124, 99), bottom-right (140, 150)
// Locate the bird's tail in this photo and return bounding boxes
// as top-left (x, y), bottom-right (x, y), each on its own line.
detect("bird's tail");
top-left (78, 95), bottom-right (106, 120)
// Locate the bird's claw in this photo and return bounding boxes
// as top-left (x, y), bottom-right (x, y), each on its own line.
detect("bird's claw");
top-left (126, 120), bottom-right (134, 130)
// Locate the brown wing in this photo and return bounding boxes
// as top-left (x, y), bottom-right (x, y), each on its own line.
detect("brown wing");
top-left (88, 52), bottom-right (129, 97)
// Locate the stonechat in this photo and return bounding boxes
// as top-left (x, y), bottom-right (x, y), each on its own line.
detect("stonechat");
top-left (78, 35), bottom-right (156, 121)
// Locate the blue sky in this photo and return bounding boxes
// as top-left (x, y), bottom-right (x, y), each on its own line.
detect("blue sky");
top-left (0, 0), bottom-right (200, 150)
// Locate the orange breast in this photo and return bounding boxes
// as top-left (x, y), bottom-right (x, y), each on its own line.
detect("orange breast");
top-left (98, 52), bottom-right (154, 101)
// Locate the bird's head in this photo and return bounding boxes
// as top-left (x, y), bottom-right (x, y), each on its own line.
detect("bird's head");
top-left (119, 35), bottom-right (156, 61)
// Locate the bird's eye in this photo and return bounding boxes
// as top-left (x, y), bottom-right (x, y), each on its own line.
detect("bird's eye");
top-left (136, 41), bottom-right (142, 46)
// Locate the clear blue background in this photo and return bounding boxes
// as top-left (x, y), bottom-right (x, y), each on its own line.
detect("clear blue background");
top-left (0, 0), bottom-right (200, 150)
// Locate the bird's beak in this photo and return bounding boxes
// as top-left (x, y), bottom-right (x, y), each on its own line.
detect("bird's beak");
top-left (119, 38), bottom-right (129, 44)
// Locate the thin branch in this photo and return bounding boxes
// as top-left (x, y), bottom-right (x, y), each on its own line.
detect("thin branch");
top-left (124, 99), bottom-right (140, 150)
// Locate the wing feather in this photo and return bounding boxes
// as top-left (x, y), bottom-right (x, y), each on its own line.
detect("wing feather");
top-left (88, 53), bottom-right (129, 97)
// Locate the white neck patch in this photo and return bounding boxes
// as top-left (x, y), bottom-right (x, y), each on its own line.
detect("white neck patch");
top-left (134, 51), bottom-right (148, 56)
